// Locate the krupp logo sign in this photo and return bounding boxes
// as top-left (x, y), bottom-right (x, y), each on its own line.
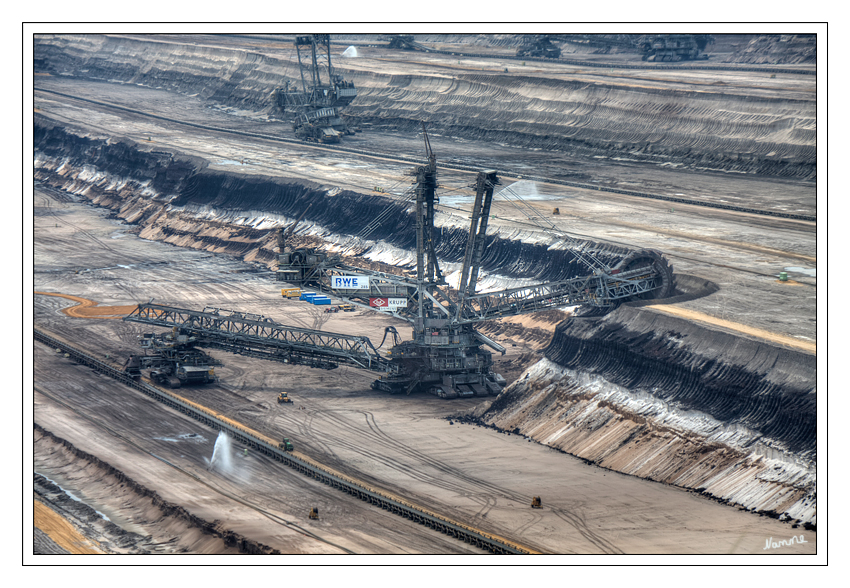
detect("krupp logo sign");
top-left (332, 275), bottom-right (370, 290)
top-left (370, 297), bottom-right (407, 311)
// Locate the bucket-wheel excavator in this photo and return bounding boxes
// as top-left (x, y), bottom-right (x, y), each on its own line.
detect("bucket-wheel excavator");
top-left (124, 126), bottom-right (674, 398)
top-left (274, 34), bottom-right (357, 143)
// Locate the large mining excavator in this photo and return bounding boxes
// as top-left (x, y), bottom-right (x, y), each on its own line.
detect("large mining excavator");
top-left (637, 34), bottom-right (712, 62)
top-left (516, 36), bottom-right (562, 59)
top-left (124, 126), bottom-right (674, 398)
top-left (123, 329), bottom-right (222, 388)
top-left (546, 34), bottom-right (712, 61)
top-left (274, 34), bottom-right (357, 143)
top-left (386, 35), bottom-right (432, 52)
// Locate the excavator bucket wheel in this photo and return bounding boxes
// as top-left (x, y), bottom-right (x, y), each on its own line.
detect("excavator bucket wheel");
top-left (613, 249), bottom-right (676, 301)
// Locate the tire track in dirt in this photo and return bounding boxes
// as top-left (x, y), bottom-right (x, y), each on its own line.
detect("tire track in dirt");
top-left (37, 191), bottom-right (121, 255)
top-left (35, 291), bottom-right (138, 319)
top-left (316, 407), bottom-right (621, 553)
top-left (34, 383), bottom-right (355, 554)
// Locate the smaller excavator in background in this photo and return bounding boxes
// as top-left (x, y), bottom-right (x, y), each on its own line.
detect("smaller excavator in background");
top-left (274, 35), bottom-right (358, 143)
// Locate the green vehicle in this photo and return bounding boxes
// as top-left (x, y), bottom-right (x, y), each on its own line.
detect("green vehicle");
top-left (280, 437), bottom-right (294, 451)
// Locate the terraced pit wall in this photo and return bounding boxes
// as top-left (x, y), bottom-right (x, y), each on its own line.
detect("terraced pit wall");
top-left (33, 119), bottom-right (635, 284)
top-left (33, 110), bottom-right (816, 525)
top-left (477, 303), bottom-right (816, 525)
top-left (34, 34), bottom-right (816, 180)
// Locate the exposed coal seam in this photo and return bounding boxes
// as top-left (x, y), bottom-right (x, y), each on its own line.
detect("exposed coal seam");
top-left (540, 305), bottom-right (816, 457)
top-left (37, 120), bottom-right (813, 451)
top-left (34, 119), bottom-right (636, 283)
top-left (33, 35), bottom-right (816, 180)
top-left (34, 472), bottom-right (149, 553)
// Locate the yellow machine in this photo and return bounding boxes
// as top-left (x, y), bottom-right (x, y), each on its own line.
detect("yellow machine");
top-left (281, 288), bottom-right (302, 299)
top-left (277, 391), bottom-right (293, 404)
top-left (309, 507), bottom-right (319, 520)
top-left (338, 303), bottom-right (354, 312)
top-left (531, 496), bottom-right (542, 509)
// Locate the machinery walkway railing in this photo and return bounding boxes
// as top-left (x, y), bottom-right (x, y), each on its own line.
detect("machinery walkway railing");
top-left (124, 304), bottom-right (390, 372)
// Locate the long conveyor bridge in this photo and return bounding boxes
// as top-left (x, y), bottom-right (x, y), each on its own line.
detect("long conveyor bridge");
top-left (124, 304), bottom-right (391, 372)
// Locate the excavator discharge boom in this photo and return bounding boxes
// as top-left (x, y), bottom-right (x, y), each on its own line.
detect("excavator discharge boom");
top-left (127, 128), bottom-right (674, 399)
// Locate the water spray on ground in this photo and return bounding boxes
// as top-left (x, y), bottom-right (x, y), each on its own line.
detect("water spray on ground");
top-left (206, 430), bottom-right (233, 473)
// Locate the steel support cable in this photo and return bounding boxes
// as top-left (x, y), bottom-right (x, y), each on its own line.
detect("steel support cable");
top-left (496, 183), bottom-right (606, 272)
top-left (356, 185), bottom-right (416, 241)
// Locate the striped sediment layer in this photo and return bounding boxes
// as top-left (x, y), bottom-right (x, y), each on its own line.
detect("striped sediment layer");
top-left (479, 304), bottom-right (816, 525)
top-left (33, 119), bottom-right (636, 285)
top-left (34, 33), bottom-right (815, 179)
top-left (34, 113), bottom-right (816, 526)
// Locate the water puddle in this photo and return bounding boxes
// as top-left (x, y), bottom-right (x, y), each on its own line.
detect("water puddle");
top-left (333, 162), bottom-right (370, 169)
top-left (153, 433), bottom-right (208, 444)
top-left (496, 180), bottom-right (571, 202)
top-left (440, 180), bottom-right (570, 207)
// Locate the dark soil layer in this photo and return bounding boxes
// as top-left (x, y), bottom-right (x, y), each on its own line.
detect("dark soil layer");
top-left (538, 302), bottom-right (816, 458)
top-left (34, 119), bottom-right (636, 283)
top-left (34, 424), bottom-right (280, 555)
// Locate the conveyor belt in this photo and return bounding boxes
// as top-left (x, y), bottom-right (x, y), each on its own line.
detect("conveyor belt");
top-left (33, 327), bottom-right (538, 555)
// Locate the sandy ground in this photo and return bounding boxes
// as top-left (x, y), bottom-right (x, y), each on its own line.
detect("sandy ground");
top-left (30, 187), bottom-right (818, 558)
top-left (28, 42), bottom-right (819, 559)
top-left (34, 499), bottom-right (104, 554)
top-left (34, 291), bottom-right (137, 318)
top-left (32, 76), bottom-right (817, 347)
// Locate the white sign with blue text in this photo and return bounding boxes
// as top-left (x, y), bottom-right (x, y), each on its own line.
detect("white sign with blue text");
top-left (332, 275), bottom-right (371, 290)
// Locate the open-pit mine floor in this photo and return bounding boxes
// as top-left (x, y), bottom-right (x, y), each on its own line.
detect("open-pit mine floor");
top-left (33, 74), bottom-right (815, 345)
top-left (31, 187), bottom-right (816, 556)
top-left (30, 33), bottom-right (818, 558)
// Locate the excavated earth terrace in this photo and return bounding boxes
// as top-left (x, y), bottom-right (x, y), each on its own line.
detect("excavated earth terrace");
top-left (30, 33), bottom-right (819, 555)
